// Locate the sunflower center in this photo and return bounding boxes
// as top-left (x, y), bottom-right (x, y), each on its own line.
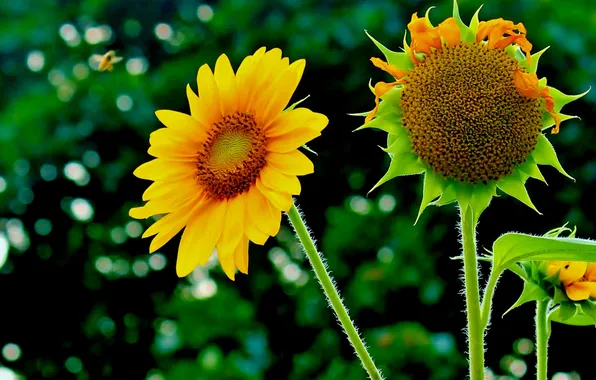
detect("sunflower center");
top-left (400, 42), bottom-right (543, 184)
top-left (196, 112), bottom-right (267, 200)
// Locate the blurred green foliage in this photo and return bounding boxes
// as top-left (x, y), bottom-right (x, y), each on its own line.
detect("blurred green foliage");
top-left (0, 0), bottom-right (594, 379)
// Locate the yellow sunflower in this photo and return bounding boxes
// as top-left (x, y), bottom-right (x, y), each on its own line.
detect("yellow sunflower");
top-left (357, 0), bottom-right (588, 223)
top-left (130, 47), bottom-right (328, 280)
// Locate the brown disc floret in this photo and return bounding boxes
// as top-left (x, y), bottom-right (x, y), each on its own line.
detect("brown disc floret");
top-left (400, 42), bottom-right (543, 184)
top-left (196, 112), bottom-right (267, 199)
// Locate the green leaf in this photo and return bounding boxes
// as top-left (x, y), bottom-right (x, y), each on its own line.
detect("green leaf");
top-left (369, 153), bottom-right (426, 194)
top-left (552, 286), bottom-right (568, 304)
top-left (364, 30), bottom-right (413, 72)
top-left (468, 5), bottom-right (483, 34)
top-left (383, 129), bottom-right (412, 156)
top-left (496, 170), bottom-right (541, 214)
top-left (502, 281), bottom-right (550, 318)
top-left (285, 94), bottom-right (310, 112)
top-left (549, 306), bottom-right (595, 326)
top-left (415, 171), bottom-right (444, 224)
top-left (518, 46), bottom-right (549, 74)
top-left (504, 262), bottom-right (530, 281)
top-left (432, 183), bottom-right (457, 206)
top-left (492, 232), bottom-right (596, 270)
top-left (452, 0), bottom-right (474, 43)
top-left (518, 160), bottom-right (547, 184)
top-left (549, 86), bottom-right (590, 113)
top-left (301, 144), bottom-right (318, 156)
top-left (580, 301), bottom-right (596, 325)
top-left (354, 111), bottom-right (401, 134)
top-left (557, 301), bottom-right (578, 322)
top-left (532, 134), bottom-right (574, 181)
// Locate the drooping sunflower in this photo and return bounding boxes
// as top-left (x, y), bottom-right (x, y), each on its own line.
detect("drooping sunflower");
top-left (130, 48), bottom-right (328, 280)
top-left (547, 261), bottom-right (596, 302)
top-left (358, 0), bottom-right (588, 223)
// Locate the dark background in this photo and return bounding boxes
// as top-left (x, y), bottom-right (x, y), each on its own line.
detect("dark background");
top-left (0, 0), bottom-right (594, 379)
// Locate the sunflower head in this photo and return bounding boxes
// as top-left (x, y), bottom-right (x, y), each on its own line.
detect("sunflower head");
top-left (130, 48), bottom-right (328, 280)
top-left (358, 0), bottom-right (589, 223)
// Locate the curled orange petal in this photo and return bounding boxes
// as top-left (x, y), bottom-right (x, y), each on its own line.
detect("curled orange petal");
top-left (514, 69), bottom-right (562, 134)
top-left (408, 12), bottom-right (442, 60)
top-left (370, 57), bottom-right (408, 80)
top-left (514, 69), bottom-right (540, 98)
top-left (565, 281), bottom-right (592, 301)
top-left (540, 87), bottom-right (562, 134)
top-left (437, 17), bottom-right (461, 47)
top-left (365, 81), bottom-right (399, 124)
top-left (586, 264), bottom-right (596, 282)
top-left (477, 18), bottom-right (532, 64)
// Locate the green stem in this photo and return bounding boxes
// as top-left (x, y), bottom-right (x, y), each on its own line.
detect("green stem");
top-left (286, 201), bottom-right (383, 380)
top-left (535, 300), bottom-right (549, 380)
top-left (460, 205), bottom-right (485, 380)
top-left (480, 265), bottom-right (502, 330)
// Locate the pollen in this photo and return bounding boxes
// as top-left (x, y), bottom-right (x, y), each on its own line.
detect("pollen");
top-left (197, 112), bottom-right (267, 199)
top-left (400, 42), bottom-right (543, 184)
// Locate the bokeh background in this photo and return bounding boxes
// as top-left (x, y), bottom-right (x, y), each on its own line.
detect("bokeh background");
top-left (1, 0), bottom-right (595, 379)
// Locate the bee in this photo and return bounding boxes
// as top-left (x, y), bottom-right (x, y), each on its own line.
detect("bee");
top-left (90, 50), bottom-right (123, 72)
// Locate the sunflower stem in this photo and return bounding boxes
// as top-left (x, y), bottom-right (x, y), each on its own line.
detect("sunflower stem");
top-left (460, 205), bottom-right (485, 380)
top-left (535, 300), bottom-right (549, 380)
top-left (480, 264), bottom-right (502, 330)
top-left (286, 201), bottom-right (383, 380)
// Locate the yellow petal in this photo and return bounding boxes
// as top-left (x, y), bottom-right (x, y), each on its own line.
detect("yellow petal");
top-left (586, 263), bottom-right (596, 282)
top-left (133, 159), bottom-right (196, 181)
top-left (131, 182), bottom-right (200, 219)
top-left (217, 248), bottom-right (236, 280)
top-left (142, 177), bottom-right (198, 201)
top-left (266, 150), bottom-right (314, 176)
top-left (214, 54), bottom-right (237, 116)
top-left (145, 198), bottom-right (202, 253)
top-left (176, 200), bottom-right (227, 277)
top-left (246, 187), bottom-right (281, 237)
top-left (217, 195), bottom-right (245, 255)
top-left (245, 221), bottom-right (269, 245)
top-left (155, 110), bottom-right (206, 141)
top-left (560, 261), bottom-right (588, 283)
top-left (235, 48), bottom-right (266, 110)
top-left (197, 64), bottom-right (222, 124)
top-left (267, 129), bottom-right (322, 154)
top-left (566, 282), bottom-right (592, 301)
top-left (186, 84), bottom-right (214, 128)
top-left (256, 178), bottom-right (293, 212)
top-left (245, 49), bottom-right (289, 111)
top-left (234, 238), bottom-right (249, 274)
top-left (260, 59), bottom-right (305, 127)
top-left (546, 260), bottom-right (567, 277)
top-left (148, 128), bottom-right (198, 161)
top-left (259, 166), bottom-right (301, 195)
top-left (266, 108), bottom-right (327, 137)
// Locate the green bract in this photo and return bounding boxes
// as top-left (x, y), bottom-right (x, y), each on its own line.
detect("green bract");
top-left (357, 0), bottom-right (588, 223)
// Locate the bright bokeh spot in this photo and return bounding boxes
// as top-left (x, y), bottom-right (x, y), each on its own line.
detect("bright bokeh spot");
top-left (154, 23), bottom-right (173, 40)
top-left (48, 69), bottom-right (65, 86)
top-left (6, 219), bottom-right (29, 252)
top-left (13, 160), bottom-right (30, 176)
top-left (95, 256), bottom-right (112, 274)
top-left (34, 219), bottom-right (52, 236)
top-left (82, 151), bottom-right (100, 168)
top-left (126, 57), bottom-right (149, 75)
top-left (70, 198), bottom-right (94, 222)
top-left (116, 95), bottom-right (133, 111)
top-left (0, 177), bottom-right (6, 193)
top-left (26, 51), bottom-right (45, 72)
top-left (63, 161), bottom-right (90, 186)
top-left (0, 367), bottom-right (17, 380)
top-left (514, 338), bottom-right (534, 355)
top-left (508, 358), bottom-right (527, 378)
top-left (0, 233), bottom-right (9, 270)
top-left (377, 246), bottom-right (394, 263)
top-left (84, 26), bottom-right (112, 44)
top-left (192, 279), bottom-right (217, 299)
top-left (132, 260), bottom-right (149, 277)
top-left (59, 23), bottom-right (81, 46)
top-left (73, 63), bottom-right (89, 80)
top-left (148, 253), bottom-right (166, 271)
top-left (2, 343), bottom-right (21, 362)
top-left (64, 356), bottom-right (82, 373)
top-left (125, 221), bottom-right (143, 238)
top-left (349, 196), bottom-right (371, 215)
top-left (282, 263), bottom-right (301, 282)
top-left (196, 5), bottom-right (214, 22)
top-left (378, 194), bottom-right (396, 213)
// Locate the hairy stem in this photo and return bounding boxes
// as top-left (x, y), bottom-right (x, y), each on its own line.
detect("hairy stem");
top-left (460, 205), bottom-right (485, 379)
top-left (480, 265), bottom-right (502, 330)
top-left (286, 201), bottom-right (383, 380)
top-left (535, 300), bottom-right (549, 380)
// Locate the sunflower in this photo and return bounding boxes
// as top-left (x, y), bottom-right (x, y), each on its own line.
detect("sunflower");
top-left (358, 0), bottom-right (588, 223)
top-left (130, 48), bottom-right (328, 280)
top-left (547, 261), bottom-right (596, 301)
